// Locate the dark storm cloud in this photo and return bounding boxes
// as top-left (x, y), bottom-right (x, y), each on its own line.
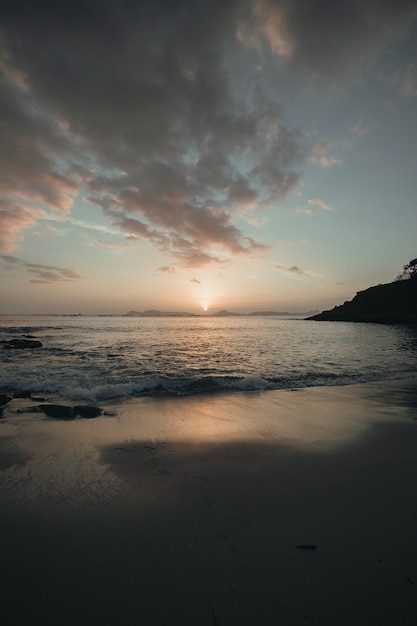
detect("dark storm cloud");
top-left (1, 0), bottom-right (416, 262)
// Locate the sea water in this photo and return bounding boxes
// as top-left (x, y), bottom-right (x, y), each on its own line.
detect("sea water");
top-left (0, 315), bottom-right (416, 403)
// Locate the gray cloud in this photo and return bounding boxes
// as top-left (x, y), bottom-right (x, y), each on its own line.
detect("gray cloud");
top-left (1, 254), bottom-right (84, 283)
top-left (0, 0), bottom-right (303, 264)
top-left (256, 0), bottom-right (417, 85)
top-left (309, 141), bottom-right (341, 169)
top-left (275, 264), bottom-right (304, 274)
top-left (157, 266), bottom-right (175, 274)
top-left (401, 63), bottom-right (417, 97)
top-left (1, 0), bottom-right (416, 265)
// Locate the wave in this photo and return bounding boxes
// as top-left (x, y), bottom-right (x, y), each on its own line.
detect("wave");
top-left (1, 316), bottom-right (416, 404)
top-left (0, 369), bottom-right (411, 404)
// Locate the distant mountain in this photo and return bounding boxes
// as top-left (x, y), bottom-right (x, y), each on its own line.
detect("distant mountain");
top-left (211, 309), bottom-right (242, 316)
top-left (124, 310), bottom-right (199, 317)
top-left (124, 308), bottom-right (320, 318)
top-left (307, 278), bottom-right (417, 324)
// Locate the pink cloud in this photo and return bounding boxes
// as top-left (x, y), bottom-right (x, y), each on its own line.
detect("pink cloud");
top-left (307, 198), bottom-right (333, 211)
top-left (0, 200), bottom-right (45, 252)
top-left (309, 142), bottom-right (341, 168)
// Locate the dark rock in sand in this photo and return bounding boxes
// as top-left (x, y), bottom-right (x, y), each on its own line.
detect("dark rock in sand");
top-left (39, 405), bottom-right (75, 420)
top-left (13, 390), bottom-right (32, 398)
top-left (3, 338), bottom-right (43, 349)
top-left (16, 406), bottom-right (42, 414)
top-left (39, 404), bottom-right (103, 420)
top-left (73, 405), bottom-right (103, 418)
top-left (0, 394), bottom-right (11, 406)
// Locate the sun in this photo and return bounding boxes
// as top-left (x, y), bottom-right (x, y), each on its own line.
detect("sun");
top-left (203, 305), bottom-right (208, 312)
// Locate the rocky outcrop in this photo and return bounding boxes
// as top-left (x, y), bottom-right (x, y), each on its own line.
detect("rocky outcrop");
top-left (38, 404), bottom-right (103, 420)
top-left (307, 278), bottom-right (417, 324)
top-left (0, 394), bottom-right (11, 406)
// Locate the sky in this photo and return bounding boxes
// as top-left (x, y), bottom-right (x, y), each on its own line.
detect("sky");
top-left (1, 0), bottom-right (417, 315)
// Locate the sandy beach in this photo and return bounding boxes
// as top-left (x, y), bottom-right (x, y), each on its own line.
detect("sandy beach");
top-left (1, 377), bottom-right (417, 625)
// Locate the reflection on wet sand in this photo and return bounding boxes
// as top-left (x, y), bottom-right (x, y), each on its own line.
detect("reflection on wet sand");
top-left (1, 378), bottom-right (417, 625)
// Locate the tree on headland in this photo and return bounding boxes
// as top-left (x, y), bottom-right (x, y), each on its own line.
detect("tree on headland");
top-left (396, 258), bottom-right (417, 281)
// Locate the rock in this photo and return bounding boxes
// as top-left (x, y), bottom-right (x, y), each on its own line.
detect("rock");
top-left (13, 390), bottom-right (32, 398)
top-left (3, 338), bottom-right (43, 349)
top-left (0, 394), bottom-right (11, 406)
top-left (39, 404), bottom-right (103, 419)
top-left (307, 277), bottom-right (417, 324)
top-left (16, 406), bottom-right (41, 414)
top-left (39, 405), bottom-right (74, 420)
top-left (73, 405), bottom-right (103, 418)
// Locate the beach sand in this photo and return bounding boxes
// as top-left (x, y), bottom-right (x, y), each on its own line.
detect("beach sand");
top-left (1, 377), bottom-right (417, 625)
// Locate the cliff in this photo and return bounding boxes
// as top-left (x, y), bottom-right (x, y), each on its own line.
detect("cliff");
top-left (307, 278), bottom-right (417, 324)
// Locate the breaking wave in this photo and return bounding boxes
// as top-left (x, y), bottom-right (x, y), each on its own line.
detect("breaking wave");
top-left (1, 315), bottom-right (416, 403)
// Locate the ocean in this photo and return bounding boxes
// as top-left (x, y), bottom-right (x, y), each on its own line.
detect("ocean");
top-left (1, 314), bottom-right (416, 404)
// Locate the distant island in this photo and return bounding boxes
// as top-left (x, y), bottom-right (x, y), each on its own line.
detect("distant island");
top-left (124, 309), bottom-right (199, 317)
top-left (307, 258), bottom-right (417, 325)
top-left (124, 309), bottom-right (319, 318)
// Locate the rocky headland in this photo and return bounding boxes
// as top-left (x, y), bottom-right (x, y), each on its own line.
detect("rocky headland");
top-left (307, 277), bottom-right (417, 324)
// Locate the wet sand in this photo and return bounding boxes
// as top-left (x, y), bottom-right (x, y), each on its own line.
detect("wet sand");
top-left (1, 377), bottom-right (417, 625)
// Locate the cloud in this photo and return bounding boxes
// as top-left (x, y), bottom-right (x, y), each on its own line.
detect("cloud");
top-left (93, 239), bottom-right (135, 250)
top-left (309, 141), bottom-right (341, 168)
top-left (0, 255), bottom-right (84, 283)
top-left (296, 197), bottom-right (333, 215)
top-left (275, 264), bottom-right (303, 274)
top-left (308, 198), bottom-right (333, 212)
top-left (342, 118), bottom-right (377, 150)
top-left (190, 278), bottom-right (201, 284)
top-left (0, 0), bottom-right (303, 266)
top-left (255, 0), bottom-right (417, 85)
top-left (349, 120), bottom-right (374, 138)
top-left (401, 63), bottom-right (417, 97)
top-left (157, 266), bottom-right (175, 274)
top-left (247, 216), bottom-right (268, 227)
top-left (0, 199), bottom-right (46, 252)
top-left (1, 0), bottom-right (416, 267)
top-left (0, 68), bottom-right (80, 213)
top-left (275, 263), bottom-right (323, 279)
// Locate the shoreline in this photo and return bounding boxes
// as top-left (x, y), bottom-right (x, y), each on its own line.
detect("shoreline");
top-left (1, 376), bottom-right (417, 624)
